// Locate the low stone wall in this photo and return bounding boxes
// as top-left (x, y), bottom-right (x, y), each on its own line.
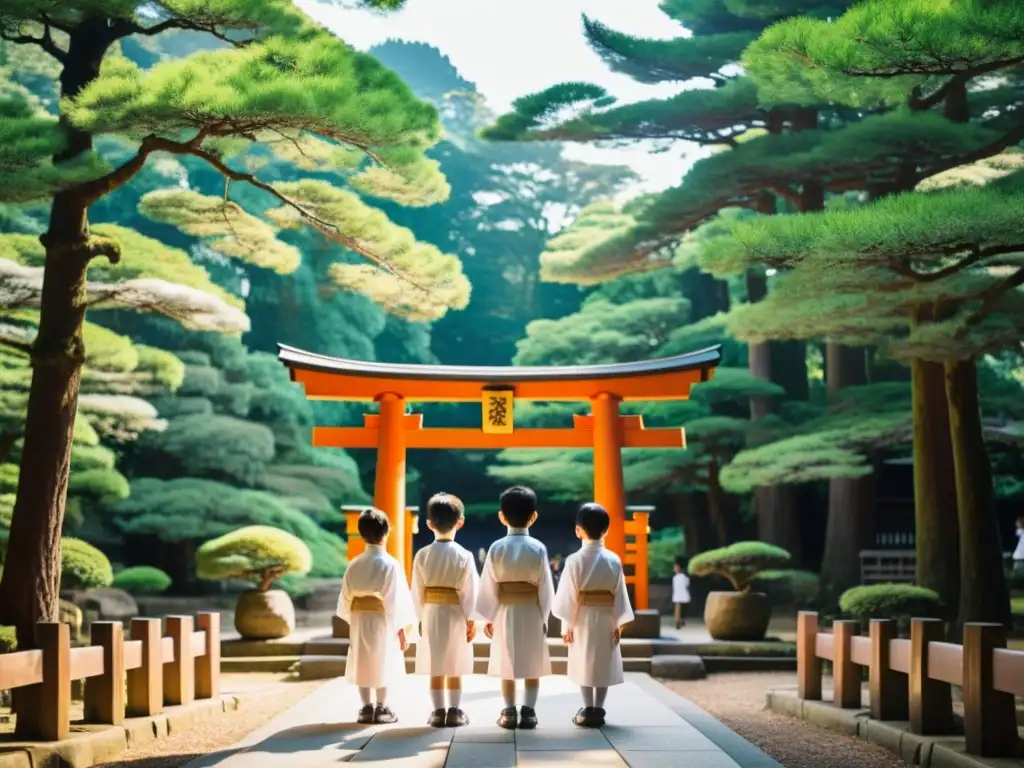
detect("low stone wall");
top-left (766, 687), bottom-right (1021, 768)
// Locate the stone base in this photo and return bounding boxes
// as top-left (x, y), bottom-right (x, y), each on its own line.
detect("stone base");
top-left (0, 696), bottom-right (239, 768)
top-left (765, 688), bottom-right (1019, 768)
top-left (621, 610), bottom-right (660, 639)
top-left (650, 655), bottom-right (706, 680)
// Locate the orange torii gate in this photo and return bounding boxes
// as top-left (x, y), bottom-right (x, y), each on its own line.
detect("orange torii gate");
top-left (279, 344), bottom-right (721, 610)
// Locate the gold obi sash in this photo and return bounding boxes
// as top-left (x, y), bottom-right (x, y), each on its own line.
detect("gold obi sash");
top-left (578, 590), bottom-right (616, 608)
top-left (498, 581), bottom-right (539, 606)
top-left (350, 595), bottom-right (385, 613)
top-left (424, 586), bottom-right (461, 605)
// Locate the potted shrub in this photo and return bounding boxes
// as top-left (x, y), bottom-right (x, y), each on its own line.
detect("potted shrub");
top-left (839, 583), bottom-right (942, 635)
top-left (197, 525), bottom-right (312, 640)
top-left (689, 541), bottom-right (791, 641)
top-left (112, 566), bottom-right (173, 595)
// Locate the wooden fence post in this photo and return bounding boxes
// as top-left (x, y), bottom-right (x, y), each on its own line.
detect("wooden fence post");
top-left (164, 615), bottom-right (194, 706)
top-left (909, 618), bottom-right (953, 734)
top-left (84, 621), bottom-right (124, 724)
top-left (962, 623), bottom-right (1017, 757)
top-left (833, 620), bottom-right (860, 708)
top-left (37, 622), bottom-right (71, 741)
top-left (869, 619), bottom-right (908, 721)
top-left (195, 612), bottom-right (220, 700)
top-left (127, 618), bottom-right (162, 717)
top-left (797, 611), bottom-right (822, 700)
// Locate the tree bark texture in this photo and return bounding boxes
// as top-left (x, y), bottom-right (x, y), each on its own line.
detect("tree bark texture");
top-left (0, 24), bottom-right (116, 737)
top-left (944, 358), bottom-right (1011, 634)
top-left (706, 458), bottom-right (729, 547)
top-left (910, 358), bottom-right (960, 619)
top-left (820, 344), bottom-right (874, 600)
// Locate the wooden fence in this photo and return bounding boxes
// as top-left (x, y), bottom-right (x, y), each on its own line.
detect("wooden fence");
top-left (796, 611), bottom-right (1024, 758)
top-left (0, 612), bottom-right (220, 741)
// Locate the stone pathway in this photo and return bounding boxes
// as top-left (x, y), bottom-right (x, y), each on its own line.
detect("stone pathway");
top-left (184, 674), bottom-right (781, 767)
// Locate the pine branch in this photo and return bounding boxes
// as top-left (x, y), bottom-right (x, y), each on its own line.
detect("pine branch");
top-left (888, 245), bottom-right (990, 282)
top-left (972, 264), bottom-right (1024, 322)
top-left (907, 77), bottom-right (962, 113)
top-left (129, 18), bottom-right (245, 47)
top-left (842, 55), bottom-right (1024, 79)
top-left (0, 22), bottom-right (67, 62)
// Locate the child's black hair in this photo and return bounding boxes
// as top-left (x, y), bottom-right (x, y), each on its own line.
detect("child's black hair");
top-left (357, 507), bottom-right (390, 545)
top-left (674, 556), bottom-right (688, 570)
top-left (427, 492), bottom-right (465, 535)
top-left (499, 485), bottom-right (537, 528)
top-left (576, 502), bottom-right (610, 540)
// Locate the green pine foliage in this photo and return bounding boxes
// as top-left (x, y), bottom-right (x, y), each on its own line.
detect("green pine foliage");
top-left (196, 525), bottom-right (312, 590)
top-left (112, 565), bottom-right (171, 594)
top-left (60, 538), bottom-right (114, 590)
top-left (839, 583), bottom-right (943, 625)
top-left (688, 541), bottom-right (791, 592)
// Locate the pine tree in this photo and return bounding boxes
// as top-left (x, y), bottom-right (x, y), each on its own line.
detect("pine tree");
top-left (702, 178), bottom-right (1024, 628)
top-left (0, 0), bottom-right (463, 700)
top-left (482, 1), bottom-right (879, 563)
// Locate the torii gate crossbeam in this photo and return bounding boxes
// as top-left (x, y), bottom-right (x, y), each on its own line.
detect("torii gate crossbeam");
top-left (278, 344), bottom-right (722, 596)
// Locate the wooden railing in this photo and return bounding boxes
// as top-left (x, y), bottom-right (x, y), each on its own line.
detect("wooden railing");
top-left (796, 611), bottom-right (1024, 758)
top-left (0, 612), bottom-right (221, 741)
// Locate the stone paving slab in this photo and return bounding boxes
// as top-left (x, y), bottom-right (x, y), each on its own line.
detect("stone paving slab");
top-left (185, 673), bottom-right (780, 767)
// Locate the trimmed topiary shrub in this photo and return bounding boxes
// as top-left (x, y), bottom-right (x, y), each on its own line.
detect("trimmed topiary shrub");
top-left (196, 525), bottom-right (312, 591)
top-left (839, 583), bottom-right (943, 628)
top-left (689, 541), bottom-right (791, 592)
top-left (112, 566), bottom-right (172, 595)
top-left (61, 538), bottom-right (114, 589)
top-left (0, 625), bottom-right (15, 653)
top-left (754, 569), bottom-right (820, 608)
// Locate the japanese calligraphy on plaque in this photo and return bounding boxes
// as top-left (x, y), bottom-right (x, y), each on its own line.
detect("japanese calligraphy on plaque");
top-left (482, 388), bottom-right (514, 434)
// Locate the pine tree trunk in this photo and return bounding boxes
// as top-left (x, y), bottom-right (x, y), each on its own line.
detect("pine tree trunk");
top-left (706, 458), bottom-right (728, 546)
top-left (0, 190), bottom-right (92, 736)
top-left (945, 358), bottom-right (1011, 635)
top-left (910, 358), bottom-right (960, 618)
top-left (820, 344), bottom-right (873, 600)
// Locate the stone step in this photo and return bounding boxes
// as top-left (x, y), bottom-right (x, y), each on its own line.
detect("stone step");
top-left (299, 637), bottom-right (663, 659)
top-left (702, 656), bottom-right (797, 673)
top-left (295, 655), bottom-right (654, 680)
top-left (221, 656), bottom-right (300, 673)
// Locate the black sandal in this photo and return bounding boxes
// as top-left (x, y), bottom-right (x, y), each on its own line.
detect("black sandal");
top-left (374, 704), bottom-right (398, 724)
top-left (519, 705), bottom-right (538, 729)
top-left (497, 706), bottom-right (518, 730)
top-left (428, 708), bottom-right (447, 727)
top-left (446, 707), bottom-right (469, 727)
top-left (356, 704), bottom-right (375, 724)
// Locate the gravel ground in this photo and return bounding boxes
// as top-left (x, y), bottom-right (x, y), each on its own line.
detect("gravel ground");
top-left (662, 673), bottom-right (906, 768)
top-left (96, 674), bottom-right (324, 768)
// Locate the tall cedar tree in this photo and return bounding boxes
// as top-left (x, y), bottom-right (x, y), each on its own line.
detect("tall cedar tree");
top-left (0, 0), bottom-right (463, 722)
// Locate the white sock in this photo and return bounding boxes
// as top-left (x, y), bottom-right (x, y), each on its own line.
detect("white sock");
top-left (501, 680), bottom-right (516, 708)
top-left (431, 688), bottom-right (445, 710)
top-left (581, 686), bottom-right (594, 708)
top-left (524, 682), bottom-right (539, 709)
top-left (594, 687), bottom-right (608, 709)
top-left (448, 688), bottom-right (462, 709)
top-left (375, 687), bottom-right (387, 706)
top-left (359, 688), bottom-right (372, 706)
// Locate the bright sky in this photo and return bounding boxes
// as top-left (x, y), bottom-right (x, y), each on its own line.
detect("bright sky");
top-left (297, 0), bottom-right (710, 192)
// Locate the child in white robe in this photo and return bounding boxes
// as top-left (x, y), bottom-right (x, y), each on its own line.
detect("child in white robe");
top-left (337, 507), bottom-right (417, 725)
top-left (553, 502), bottom-right (634, 729)
top-left (411, 492), bottom-right (479, 728)
top-left (475, 485), bottom-right (555, 730)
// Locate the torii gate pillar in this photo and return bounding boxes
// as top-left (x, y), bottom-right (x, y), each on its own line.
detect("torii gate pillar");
top-left (592, 393), bottom-right (626, 559)
top-left (373, 393), bottom-right (406, 565)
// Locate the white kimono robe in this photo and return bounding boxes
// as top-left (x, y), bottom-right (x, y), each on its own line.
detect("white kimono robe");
top-left (552, 541), bottom-right (634, 688)
top-left (475, 528), bottom-right (554, 680)
top-left (411, 539), bottom-right (479, 677)
top-left (337, 545), bottom-right (416, 689)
